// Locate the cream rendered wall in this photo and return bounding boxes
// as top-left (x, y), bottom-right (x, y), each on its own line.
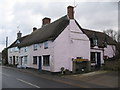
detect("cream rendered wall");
top-left (19, 47), bottom-right (29, 67)
top-left (8, 48), bottom-right (19, 64)
top-left (104, 45), bottom-right (115, 58)
top-left (53, 20), bottom-right (90, 72)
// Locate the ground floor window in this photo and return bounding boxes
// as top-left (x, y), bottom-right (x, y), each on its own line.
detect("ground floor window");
top-left (91, 52), bottom-right (96, 63)
top-left (91, 52), bottom-right (101, 68)
top-left (33, 56), bottom-right (37, 64)
top-left (9, 57), bottom-right (12, 64)
top-left (16, 56), bottom-right (19, 64)
top-left (24, 56), bottom-right (27, 64)
top-left (43, 55), bottom-right (50, 66)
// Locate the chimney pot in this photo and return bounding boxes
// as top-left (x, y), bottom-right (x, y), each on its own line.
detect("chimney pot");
top-left (33, 27), bottom-right (37, 32)
top-left (67, 6), bottom-right (74, 19)
top-left (17, 31), bottom-right (22, 39)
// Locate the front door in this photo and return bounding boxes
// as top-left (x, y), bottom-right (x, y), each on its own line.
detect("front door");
top-left (38, 56), bottom-right (42, 71)
top-left (96, 52), bottom-right (101, 68)
top-left (13, 56), bottom-right (15, 65)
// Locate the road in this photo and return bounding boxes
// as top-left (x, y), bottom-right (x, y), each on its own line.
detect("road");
top-left (1, 66), bottom-right (78, 88)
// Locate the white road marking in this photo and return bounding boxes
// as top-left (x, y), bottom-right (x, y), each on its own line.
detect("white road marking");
top-left (17, 78), bottom-right (40, 88)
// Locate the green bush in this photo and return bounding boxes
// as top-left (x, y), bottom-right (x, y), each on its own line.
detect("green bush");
top-left (104, 59), bottom-right (120, 71)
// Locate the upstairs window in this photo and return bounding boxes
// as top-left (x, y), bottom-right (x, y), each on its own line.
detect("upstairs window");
top-left (9, 48), bottom-right (12, 53)
top-left (93, 39), bottom-right (98, 46)
top-left (16, 40), bottom-right (20, 44)
top-left (44, 41), bottom-right (48, 49)
top-left (14, 47), bottom-right (19, 52)
top-left (103, 38), bottom-right (107, 48)
top-left (24, 47), bottom-right (27, 52)
top-left (33, 56), bottom-right (37, 64)
top-left (104, 41), bottom-right (107, 47)
top-left (33, 44), bottom-right (38, 50)
top-left (90, 38), bottom-right (98, 47)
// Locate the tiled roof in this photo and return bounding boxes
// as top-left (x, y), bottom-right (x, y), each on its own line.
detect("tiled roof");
top-left (83, 29), bottom-right (116, 47)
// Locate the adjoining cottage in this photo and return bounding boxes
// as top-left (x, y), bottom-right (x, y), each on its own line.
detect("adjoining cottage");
top-left (8, 6), bottom-right (116, 73)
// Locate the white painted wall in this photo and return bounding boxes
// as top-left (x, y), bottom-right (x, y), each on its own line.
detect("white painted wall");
top-left (8, 47), bottom-right (19, 64)
top-left (23, 41), bottom-right (54, 72)
top-left (8, 41), bottom-right (54, 72)
top-left (104, 45), bottom-right (115, 58)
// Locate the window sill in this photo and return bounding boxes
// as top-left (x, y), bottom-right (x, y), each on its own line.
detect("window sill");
top-left (43, 65), bottom-right (50, 66)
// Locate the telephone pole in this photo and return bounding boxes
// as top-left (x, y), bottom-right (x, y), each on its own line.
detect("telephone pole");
top-left (6, 36), bottom-right (8, 48)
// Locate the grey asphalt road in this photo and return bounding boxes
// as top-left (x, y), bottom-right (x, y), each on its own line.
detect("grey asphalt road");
top-left (1, 66), bottom-right (78, 88)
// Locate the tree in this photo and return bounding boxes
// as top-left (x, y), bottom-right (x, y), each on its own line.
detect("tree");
top-left (2, 48), bottom-right (8, 65)
top-left (103, 29), bottom-right (118, 42)
top-left (103, 29), bottom-right (118, 59)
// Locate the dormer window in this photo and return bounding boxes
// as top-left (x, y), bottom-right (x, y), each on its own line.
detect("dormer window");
top-left (93, 39), bottom-right (98, 46)
top-left (90, 38), bottom-right (98, 47)
top-left (104, 37), bottom-right (107, 48)
top-left (104, 41), bottom-right (107, 48)
top-left (16, 40), bottom-right (20, 44)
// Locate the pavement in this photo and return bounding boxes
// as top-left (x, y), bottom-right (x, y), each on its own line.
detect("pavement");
top-left (2, 66), bottom-right (119, 88)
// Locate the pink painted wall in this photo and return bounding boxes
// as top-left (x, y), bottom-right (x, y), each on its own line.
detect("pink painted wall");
top-left (104, 45), bottom-right (115, 58)
top-left (53, 20), bottom-right (90, 72)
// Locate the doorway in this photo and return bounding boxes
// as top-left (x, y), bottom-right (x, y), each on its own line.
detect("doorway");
top-left (13, 56), bottom-right (15, 65)
top-left (38, 56), bottom-right (42, 71)
top-left (96, 52), bottom-right (101, 68)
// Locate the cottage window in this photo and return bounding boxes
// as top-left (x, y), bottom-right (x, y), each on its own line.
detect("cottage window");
top-left (39, 43), bottom-right (42, 48)
top-left (24, 47), bottom-right (27, 52)
top-left (14, 47), bottom-right (19, 52)
top-left (33, 44), bottom-right (38, 50)
top-left (33, 56), bottom-right (37, 64)
top-left (9, 48), bottom-right (12, 53)
top-left (9, 57), bottom-right (12, 64)
top-left (16, 40), bottom-right (20, 44)
top-left (43, 55), bottom-right (50, 66)
top-left (44, 41), bottom-right (48, 49)
top-left (16, 56), bottom-right (19, 64)
top-left (93, 39), bottom-right (98, 46)
top-left (91, 52), bottom-right (96, 63)
top-left (24, 56), bottom-right (27, 64)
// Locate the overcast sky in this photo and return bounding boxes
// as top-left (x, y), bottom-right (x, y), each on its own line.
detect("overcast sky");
top-left (0, 0), bottom-right (119, 52)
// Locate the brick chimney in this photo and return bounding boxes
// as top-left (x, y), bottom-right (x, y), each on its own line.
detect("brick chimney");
top-left (67, 6), bottom-right (74, 19)
top-left (42, 17), bottom-right (51, 26)
top-left (17, 31), bottom-right (22, 39)
top-left (33, 27), bottom-right (37, 32)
